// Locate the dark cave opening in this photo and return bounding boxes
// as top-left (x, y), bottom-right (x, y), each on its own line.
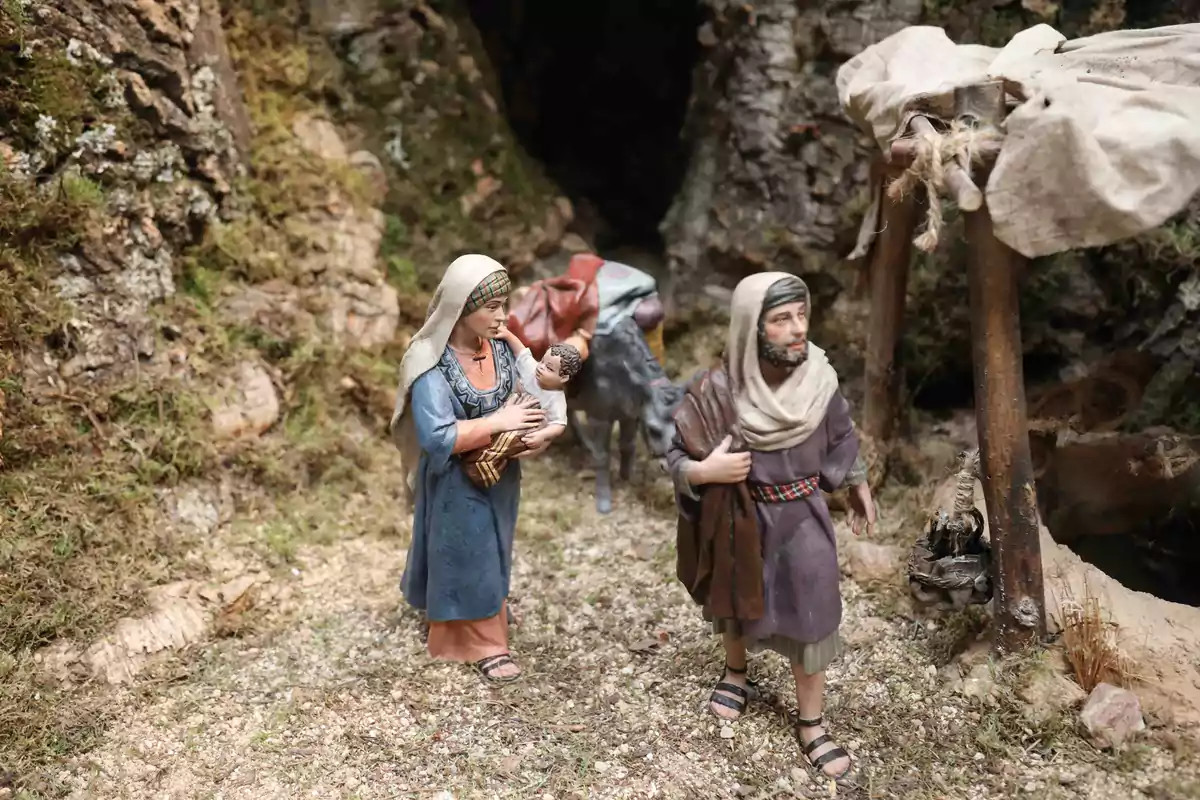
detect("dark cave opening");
top-left (1064, 520), bottom-right (1200, 607)
top-left (1034, 432), bottom-right (1200, 607)
top-left (910, 352), bottom-right (1069, 412)
top-left (464, 0), bottom-right (701, 251)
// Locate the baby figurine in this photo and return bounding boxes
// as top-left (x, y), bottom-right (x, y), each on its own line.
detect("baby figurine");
top-left (496, 325), bottom-right (581, 450)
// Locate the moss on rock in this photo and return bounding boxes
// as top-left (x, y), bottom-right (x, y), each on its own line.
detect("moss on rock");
top-left (337, 0), bottom-right (561, 289)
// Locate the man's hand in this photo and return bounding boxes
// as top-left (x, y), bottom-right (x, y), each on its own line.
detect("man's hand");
top-left (690, 435), bottom-right (751, 485)
top-left (848, 481), bottom-right (877, 536)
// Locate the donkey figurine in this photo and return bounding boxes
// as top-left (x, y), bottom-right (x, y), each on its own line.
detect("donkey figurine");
top-left (568, 316), bottom-right (685, 514)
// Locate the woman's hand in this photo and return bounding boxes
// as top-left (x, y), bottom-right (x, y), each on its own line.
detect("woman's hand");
top-left (848, 481), bottom-right (877, 536)
top-left (689, 435), bottom-right (751, 485)
top-left (489, 395), bottom-right (545, 434)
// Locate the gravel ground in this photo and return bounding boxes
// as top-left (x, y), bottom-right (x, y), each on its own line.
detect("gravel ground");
top-left (54, 450), bottom-right (1200, 800)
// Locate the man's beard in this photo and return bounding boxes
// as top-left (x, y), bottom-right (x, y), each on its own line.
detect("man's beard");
top-left (759, 336), bottom-right (808, 368)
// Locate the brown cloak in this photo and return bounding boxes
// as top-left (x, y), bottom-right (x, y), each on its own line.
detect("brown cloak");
top-left (672, 368), bottom-right (765, 621)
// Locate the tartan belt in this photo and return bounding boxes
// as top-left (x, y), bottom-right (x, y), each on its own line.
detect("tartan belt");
top-left (748, 475), bottom-right (820, 503)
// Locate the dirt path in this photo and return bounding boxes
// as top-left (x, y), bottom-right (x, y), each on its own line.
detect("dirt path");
top-left (56, 454), bottom-right (1198, 799)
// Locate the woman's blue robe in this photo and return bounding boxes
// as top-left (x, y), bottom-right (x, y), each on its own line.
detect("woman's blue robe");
top-left (401, 340), bottom-right (521, 623)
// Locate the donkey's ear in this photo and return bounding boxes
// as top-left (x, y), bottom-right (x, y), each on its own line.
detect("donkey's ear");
top-left (661, 383), bottom-right (685, 406)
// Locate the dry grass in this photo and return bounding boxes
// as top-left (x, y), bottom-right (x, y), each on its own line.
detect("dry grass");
top-left (1057, 578), bottom-right (1137, 693)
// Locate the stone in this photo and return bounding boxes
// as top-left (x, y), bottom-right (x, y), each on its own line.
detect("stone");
top-left (1080, 683), bottom-right (1145, 750)
top-left (292, 113), bottom-right (350, 162)
top-left (210, 362), bottom-right (281, 439)
top-left (329, 279), bottom-right (400, 349)
top-left (938, 662), bottom-right (964, 693)
top-left (842, 539), bottom-right (903, 583)
top-left (291, 206), bottom-right (399, 349)
top-left (120, 69), bottom-right (193, 133)
top-left (350, 149), bottom-right (388, 201)
top-left (535, 202), bottom-right (569, 257)
top-left (39, 573), bottom-right (271, 685)
top-left (554, 196), bottom-right (575, 226)
top-left (15, 0), bottom-right (251, 389)
top-left (224, 280), bottom-right (317, 342)
top-left (0, 140), bottom-right (18, 171)
top-left (1019, 663), bottom-right (1087, 726)
top-left (560, 233), bottom-right (592, 253)
top-left (960, 662), bottom-right (998, 703)
top-left (308, 0), bottom-right (378, 36)
top-left (167, 484), bottom-right (221, 534)
top-left (842, 615), bottom-right (890, 649)
top-left (188, 0), bottom-right (253, 160)
top-left (51, 225), bottom-right (177, 379)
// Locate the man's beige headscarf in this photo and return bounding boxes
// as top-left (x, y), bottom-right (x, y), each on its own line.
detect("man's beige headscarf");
top-left (390, 253), bottom-right (510, 499)
top-left (728, 272), bottom-right (840, 452)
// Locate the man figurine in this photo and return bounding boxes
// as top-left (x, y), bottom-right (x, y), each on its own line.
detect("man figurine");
top-left (666, 272), bottom-right (876, 784)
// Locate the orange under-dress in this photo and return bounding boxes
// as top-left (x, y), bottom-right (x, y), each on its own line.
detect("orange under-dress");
top-left (426, 340), bottom-right (511, 664)
top-left (427, 599), bottom-right (510, 663)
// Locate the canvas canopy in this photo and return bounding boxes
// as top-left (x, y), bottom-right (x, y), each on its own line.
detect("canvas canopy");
top-left (838, 23), bottom-right (1200, 260)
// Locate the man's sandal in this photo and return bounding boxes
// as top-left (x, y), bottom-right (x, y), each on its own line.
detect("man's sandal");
top-left (708, 662), bottom-right (758, 720)
top-left (795, 715), bottom-right (854, 782)
top-left (475, 654), bottom-right (521, 685)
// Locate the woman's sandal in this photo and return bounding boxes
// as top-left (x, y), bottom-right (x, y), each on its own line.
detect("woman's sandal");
top-left (795, 715), bottom-right (854, 782)
top-left (475, 654), bottom-right (521, 685)
top-left (708, 662), bottom-right (758, 720)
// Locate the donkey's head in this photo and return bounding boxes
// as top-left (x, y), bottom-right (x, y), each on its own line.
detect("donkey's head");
top-left (641, 376), bottom-right (685, 457)
top-left (581, 316), bottom-right (685, 455)
top-left (608, 318), bottom-right (684, 456)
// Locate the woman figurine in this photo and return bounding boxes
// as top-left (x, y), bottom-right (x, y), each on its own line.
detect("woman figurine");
top-left (390, 254), bottom-right (551, 684)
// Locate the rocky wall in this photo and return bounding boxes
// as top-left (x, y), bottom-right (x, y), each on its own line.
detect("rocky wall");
top-left (314, 0), bottom-right (569, 296)
top-left (0, 0), bottom-right (569, 457)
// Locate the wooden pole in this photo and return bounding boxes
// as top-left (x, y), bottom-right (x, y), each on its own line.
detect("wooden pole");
top-left (862, 157), bottom-right (920, 443)
top-left (959, 82), bottom-right (1047, 653)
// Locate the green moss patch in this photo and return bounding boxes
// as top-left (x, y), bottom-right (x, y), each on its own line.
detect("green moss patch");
top-left (341, 0), bottom-right (559, 287)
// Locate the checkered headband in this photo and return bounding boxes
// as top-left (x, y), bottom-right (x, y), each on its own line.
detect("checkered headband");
top-left (463, 270), bottom-right (512, 313)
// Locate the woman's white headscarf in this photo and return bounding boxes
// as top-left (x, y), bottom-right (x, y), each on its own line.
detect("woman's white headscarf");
top-left (728, 271), bottom-right (840, 452)
top-left (390, 253), bottom-right (511, 499)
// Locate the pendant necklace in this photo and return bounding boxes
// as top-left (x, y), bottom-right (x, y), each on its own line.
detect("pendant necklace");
top-left (451, 340), bottom-right (487, 374)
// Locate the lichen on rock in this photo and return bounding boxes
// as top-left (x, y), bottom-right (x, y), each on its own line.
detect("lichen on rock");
top-left (330, 0), bottom-right (565, 285)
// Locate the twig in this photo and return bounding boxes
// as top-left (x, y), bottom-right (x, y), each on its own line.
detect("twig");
top-left (46, 391), bottom-right (106, 436)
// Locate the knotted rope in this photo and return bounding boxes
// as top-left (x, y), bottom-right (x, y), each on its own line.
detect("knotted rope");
top-left (952, 448), bottom-right (980, 519)
top-left (887, 118), bottom-right (1004, 252)
top-left (946, 448), bottom-right (983, 555)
